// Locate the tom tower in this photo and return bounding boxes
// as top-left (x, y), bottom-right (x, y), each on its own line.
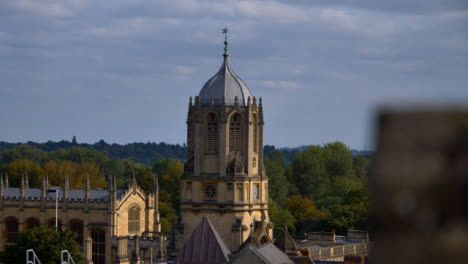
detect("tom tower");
top-left (177, 30), bottom-right (273, 252)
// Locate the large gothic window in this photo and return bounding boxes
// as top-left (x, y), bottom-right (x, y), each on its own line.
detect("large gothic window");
top-left (128, 206), bottom-right (140, 233)
top-left (5, 217), bottom-right (19, 243)
top-left (206, 113), bottom-right (218, 152)
top-left (229, 114), bottom-right (241, 152)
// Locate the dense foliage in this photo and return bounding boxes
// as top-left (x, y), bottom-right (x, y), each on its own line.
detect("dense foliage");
top-left (0, 227), bottom-right (84, 264)
top-left (0, 140), bottom-right (370, 236)
top-left (265, 142), bottom-right (370, 236)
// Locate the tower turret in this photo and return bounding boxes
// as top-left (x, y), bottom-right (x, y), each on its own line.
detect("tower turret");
top-left (178, 29), bottom-right (272, 251)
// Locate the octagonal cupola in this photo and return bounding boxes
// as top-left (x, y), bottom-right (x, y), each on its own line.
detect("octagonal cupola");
top-left (198, 30), bottom-right (252, 106)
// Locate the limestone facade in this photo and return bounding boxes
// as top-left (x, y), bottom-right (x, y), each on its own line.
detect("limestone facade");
top-left (0, 173), bottom-right (163, 264)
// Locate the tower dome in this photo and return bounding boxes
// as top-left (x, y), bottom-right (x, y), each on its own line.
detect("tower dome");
top-left (199, 54), bottom-right (252, 106)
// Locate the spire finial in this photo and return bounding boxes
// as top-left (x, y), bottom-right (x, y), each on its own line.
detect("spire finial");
top-left (222, 27), bottom-right (229, 55)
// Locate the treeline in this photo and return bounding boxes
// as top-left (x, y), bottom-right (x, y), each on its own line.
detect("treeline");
top-left (0, 140), bottom-right (371, 236)
top-left (266, 142), bottom-right (370, 237)
top-left (0, 138), bottom-right (186, 165)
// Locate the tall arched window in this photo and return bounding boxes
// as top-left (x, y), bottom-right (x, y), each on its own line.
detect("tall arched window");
top-left (5, 217), bottom-right (19, 243)
top-left (206, 113), bottom-right (218, 152)
top-left (229, 114), bottom-right (241, 152)
top-left (25, 218), bottom-right (40, 230)
top-left (253, 115), bottom-right (258, 153)
top-left (91, 228), bottom-right (105, 264)
top-left (69, 219), bottom-right (84, 246)
top-left (128, 206), bottom-right (140, 233)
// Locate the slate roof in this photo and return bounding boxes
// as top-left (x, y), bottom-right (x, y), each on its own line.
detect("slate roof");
top-left (2, 187), bottom-right (124, 201)
top-left (199, 54), bottom-right (252, 106)
top-left (177, 216), bottom-right (231, 264)
top-left (256, 243), bottom-right (295, 264)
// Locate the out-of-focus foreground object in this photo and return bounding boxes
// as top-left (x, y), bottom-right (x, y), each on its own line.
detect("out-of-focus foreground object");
top-left (370, 109), bottom-right (468, 264)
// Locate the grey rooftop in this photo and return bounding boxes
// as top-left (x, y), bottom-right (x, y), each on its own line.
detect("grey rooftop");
top-left (2, 187), bottom-right (124, 201)
top-left (198, 54), bottom-right (252, 106)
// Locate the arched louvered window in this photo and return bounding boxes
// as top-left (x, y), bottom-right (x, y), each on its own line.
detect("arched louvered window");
top-left (206, 113), bottom-right (218, 152)
top-left (253, 115), bottom-right (258, 153)
top-left (128, 206), bottom-right (140, 233)
top-left (229, 114), bottom-right (241, 152)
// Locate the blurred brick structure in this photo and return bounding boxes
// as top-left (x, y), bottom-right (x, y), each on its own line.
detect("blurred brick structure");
top-left (369, 110), bottom-right (468, 264)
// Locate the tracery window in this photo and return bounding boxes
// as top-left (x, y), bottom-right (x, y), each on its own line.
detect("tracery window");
top-left (206, 113), bottom-right (218, 152)
top-left (204, 184), bottom-right (216, 200)
top-left (5, 217), bottom-right (19, 243)
top-left (128, 206), bottom-right (140, 233)
top-left (229, 114), bottom-right (241, 152)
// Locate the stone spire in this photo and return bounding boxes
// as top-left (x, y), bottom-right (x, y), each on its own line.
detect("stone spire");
top-left (108, 175), bottom-right (115, 214)
top-left (63, 173), bottom-right (69, 212)
top-left (4, 173), bottom-right (9, 188)
top-left (153, 174), bottom-right (161, 232)
top-left (85, 173), bottom-right (90, 212)
top-left (20, 174), bottom-right (25, 210)
top-left (41, 175), bottom-right (47, 211)
top-left (25, 173), bottom-right (29, 188)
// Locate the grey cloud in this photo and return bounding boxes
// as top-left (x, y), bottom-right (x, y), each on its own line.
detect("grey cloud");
top-left (0, 0), bottom-right (467, 149)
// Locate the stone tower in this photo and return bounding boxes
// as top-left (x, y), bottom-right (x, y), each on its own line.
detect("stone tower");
top-left (178, 31), bottom-right (272, 251)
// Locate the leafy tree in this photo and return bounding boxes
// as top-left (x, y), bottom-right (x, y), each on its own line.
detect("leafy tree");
top-left (152, 158), bottom-right (183, 212)
top-left (269, 198), bottom-right (296, 237)
top-left (352, 155), bottom-right (368, 178)
top-left (292, 145), bottom-right (329, 200)
top-left (6, 159), bottom-right (43, 187)
top-left (265, 150), bottom-right (295, 206)
top-left (323, 142), bottom-right (353, 181)
top-left (0, 227), bottom-right (84, 264)
top-left (285, 195), bottom-right (326, 232)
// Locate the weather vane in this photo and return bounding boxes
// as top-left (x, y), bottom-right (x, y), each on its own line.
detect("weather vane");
top-left (222, 27), bottom-right (229, 54)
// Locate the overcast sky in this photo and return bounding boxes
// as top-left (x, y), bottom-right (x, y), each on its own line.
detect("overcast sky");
top-left (1, 0), bottom-right (467, 150)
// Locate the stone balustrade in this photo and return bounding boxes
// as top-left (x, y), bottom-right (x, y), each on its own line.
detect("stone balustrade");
top-left (309, 242), bottom-right (369, 261)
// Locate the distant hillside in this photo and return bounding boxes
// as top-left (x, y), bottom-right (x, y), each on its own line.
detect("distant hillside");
top-left (0, 139), bottom-right (186, 165)
top-left (0, 140), bottom-right (373, 165)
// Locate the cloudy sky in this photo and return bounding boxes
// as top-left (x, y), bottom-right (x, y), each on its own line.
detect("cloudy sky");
top-left (1, 0), bottom-right (467, 149)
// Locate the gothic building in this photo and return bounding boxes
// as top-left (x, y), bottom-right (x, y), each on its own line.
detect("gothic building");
top-left (177, 34), bottom-right (273, 252)
top-left (0, 173), bottom-right (164, 264)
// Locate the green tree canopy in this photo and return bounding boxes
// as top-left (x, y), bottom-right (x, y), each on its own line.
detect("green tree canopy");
top-left (0, 227), bottom-right (84, 264)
